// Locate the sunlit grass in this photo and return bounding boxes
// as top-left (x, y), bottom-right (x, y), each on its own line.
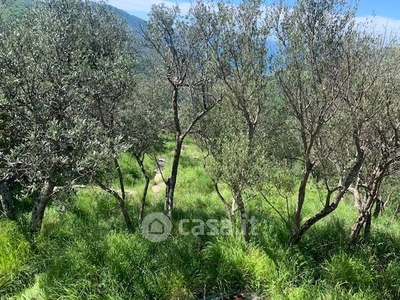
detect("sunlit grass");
top-left (1, 136), bottom-right (400, 299)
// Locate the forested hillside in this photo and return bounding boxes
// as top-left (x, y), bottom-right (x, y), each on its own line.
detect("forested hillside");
top-left (0, 0), bottom-right (146, 30)
top-left (1, 0), bottom-right (400, 299)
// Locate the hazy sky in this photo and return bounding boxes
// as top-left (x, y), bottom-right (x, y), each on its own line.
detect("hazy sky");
top-left (107, 0), bottom-right (400, 34)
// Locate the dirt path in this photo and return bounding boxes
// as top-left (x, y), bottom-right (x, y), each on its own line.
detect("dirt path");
top-left (152, 157), bottom-right (166, 194)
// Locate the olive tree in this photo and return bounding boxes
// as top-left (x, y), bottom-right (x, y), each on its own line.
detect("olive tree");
top-left (197, 0), bottom-right (278, 241)
top-left (0, 0), bottom-right (19, 219)
top-left (0, 0), bottom-right (137, 235)
top-left (142, 1), bottom-right (223, 218)
top-left (271, 0), bottom-right (384, 245)
top-left (127, 74), bottom-right (166, 224)
top-left (348, 45), bottom-right (400, 243)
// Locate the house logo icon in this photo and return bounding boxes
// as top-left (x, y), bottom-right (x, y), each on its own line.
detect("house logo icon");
top-left (142, 212), bottom-right (172, 242)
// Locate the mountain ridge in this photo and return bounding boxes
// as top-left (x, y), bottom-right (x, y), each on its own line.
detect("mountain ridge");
top-left (0, 0), bottom-right (146, 32)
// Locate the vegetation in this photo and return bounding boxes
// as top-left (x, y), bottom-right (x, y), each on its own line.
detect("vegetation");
top-left (1, 0), bottom-right (400, 299)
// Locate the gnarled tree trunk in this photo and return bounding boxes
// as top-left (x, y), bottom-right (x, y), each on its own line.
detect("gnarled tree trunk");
top-left (350, 209), bottom-right (372, 244)
top-left (350, 165), bottom-right (386, 244)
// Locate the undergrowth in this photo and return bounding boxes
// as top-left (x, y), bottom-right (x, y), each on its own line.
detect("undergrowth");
top-left (1, 139), bottom-right (400, 299)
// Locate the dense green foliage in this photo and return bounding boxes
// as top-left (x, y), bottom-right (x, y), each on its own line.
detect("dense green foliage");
top-left (0, 0), bottom-right (29, 24)
top-left (1, 0), bottom-right (400, 298)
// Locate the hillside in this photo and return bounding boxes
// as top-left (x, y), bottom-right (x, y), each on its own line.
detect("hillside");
top-left (0, 0), bottom-right (146, 31)
top-left (0, 0), bottom-right (30, 23)
top-left (110, 5), bottom-right (147, 32)
top-left (1, 0), bottom-right (400, 299)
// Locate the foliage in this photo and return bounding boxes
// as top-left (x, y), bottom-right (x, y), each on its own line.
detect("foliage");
top-left (1, 0), bottom-right (400, 298)
top-left (0, 0), bottom-right (137, 234)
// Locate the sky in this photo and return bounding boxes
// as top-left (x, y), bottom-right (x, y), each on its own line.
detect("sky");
top-left (107, 0), bottom-right (400, 34)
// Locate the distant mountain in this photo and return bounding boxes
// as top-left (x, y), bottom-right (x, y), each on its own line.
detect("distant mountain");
top-left (0, 0), bottom-right (146, 33)
top-left (109, 6), bottom-right (147, 33)
top-left (0, 0), bottom-right (30, 23)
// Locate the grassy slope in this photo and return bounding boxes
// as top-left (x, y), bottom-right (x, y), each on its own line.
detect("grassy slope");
top-left (1, 138), bottom-right (400, 299)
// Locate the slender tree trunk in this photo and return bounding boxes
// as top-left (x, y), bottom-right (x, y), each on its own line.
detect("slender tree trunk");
top-left (233, 187), bottom-right (248, 242)
top-left (139, 175), bottom-right (149, 224)
top-left (292, 160), bottom-right (313, 239)
top-left (114, 158), bottom-right (134, 233)
top-left (289, 196), bottom-right (340, 246)
top-left (94, 163), bottom-right (134, 233)
top-left (96, 179), bottom-right (134, 233)
top-left (213, 181), bottom-right (233, 226)
top-left (118, 196), bottom-right (134, 233)
top-left (135, 155), bottom-right (150, 225)
top-left (163, 79), bottom-right (218, 219)
top-left (0, 181), bottom-right (13, 219)
top-left (30, 180), bottom-right (54, 236)
top-left (164, 137), bottom-right (183, 219)
top-left (290, 144), bottom-right (364, 246)
top-left (349, 193), bottom-right (377, 244)
top-left (164, 85), bottom-right (183, 219)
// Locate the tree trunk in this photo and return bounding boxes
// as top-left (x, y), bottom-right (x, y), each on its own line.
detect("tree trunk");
top-left (350, 166), bottom-right (386, 244)
top-left (163, 79), bottom-right (217, 219)
top-left (94, 180), bottom-right (134, 233)
top-left (114, 158), bottom-right (134, 233)
top-left (373, 196), bottom-right (382, 218)
top-left (164, 137), bottom-right (183, 219)
top-left (138, 175), bottom-right (149, 224)
top-left (136, 155), bottom-right (150, 225)
top-left (290, 135), bottom-right (364, 246)
top-left (0, 181), bottom-right (13, 219)
top-left (350, 210), bottom-right (371, 244)
top-left (349, 192), bottom-right (378, 244)
top-left (97, 182), bottom-right (134, 233)
top-left (233, 188), bottom-right (248, 242)
top-left (291, 160), bottom-right (313, 239)
top-left (213, 181), bottom-right (233, 227)
top-left (348, 186), bottom-right (362, 213)
top-left (364, 210), bottom-right (372, 239)
top-left (289, 199), bottom-right (339, 246)
top-left (30, 181), bottom-right (54, 236)
top-left (118, 195), bottom-right (134, 233)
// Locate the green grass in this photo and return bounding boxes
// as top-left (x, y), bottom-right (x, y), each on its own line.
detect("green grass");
top-left (1, 137), bottom-right (400, 299)
top-left (0, 220), bottom-right (32, 298)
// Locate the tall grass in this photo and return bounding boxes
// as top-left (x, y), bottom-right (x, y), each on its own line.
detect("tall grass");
top-left (0, 220), bottom-right (31, 297)
top-left (1, 138), bottom-right (400, 299)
